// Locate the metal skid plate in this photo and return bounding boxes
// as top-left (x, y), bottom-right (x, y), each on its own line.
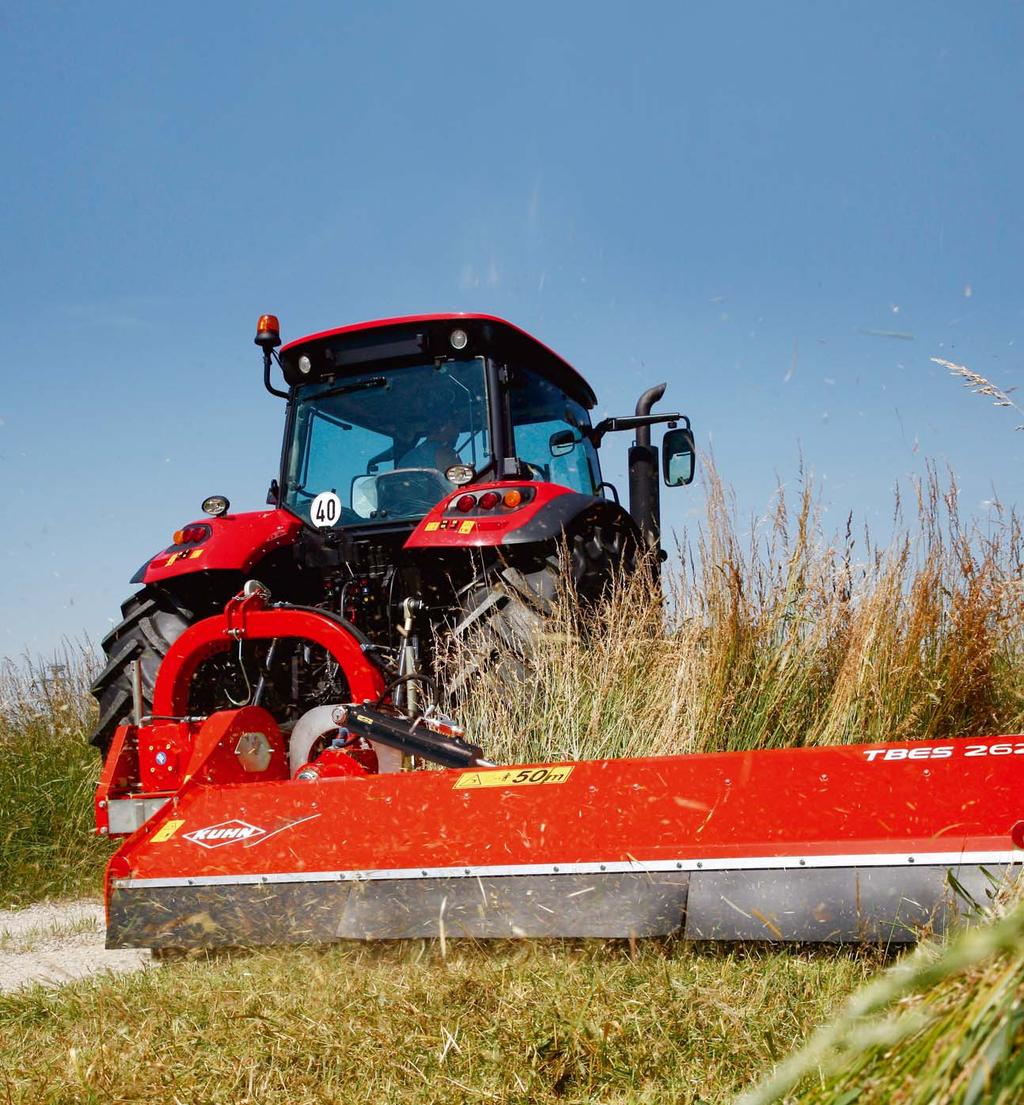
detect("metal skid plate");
top-left (682, 863), bottom-right (1002, 943)
top-left (106, 797), bottom-right (170, 836)
top-left (108, 872), bottom-right (691, 948)
top-left (107, 862), bottom-right (1005, 948)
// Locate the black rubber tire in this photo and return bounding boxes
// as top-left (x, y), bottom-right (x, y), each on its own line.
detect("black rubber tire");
top-left (89, 587), bottom-right (196, 753)
top-left (447, 523), bottom-right (633, 695)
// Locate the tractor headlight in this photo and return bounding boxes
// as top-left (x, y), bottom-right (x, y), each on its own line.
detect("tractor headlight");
top-left (445, 464), bottom-right (475, 486)
top-left (298, 355), bottom-right (312, 375)
top-left (201, 495), bottom-right (231, 517)
top-left (449, 328), bottom-right (469, 351)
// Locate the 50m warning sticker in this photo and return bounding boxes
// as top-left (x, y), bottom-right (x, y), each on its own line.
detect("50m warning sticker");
top-left (453, 765), bottom-right (574, 790)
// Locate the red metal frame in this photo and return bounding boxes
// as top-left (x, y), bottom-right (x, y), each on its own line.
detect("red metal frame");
top-left (97, 592), bottom-right (1024, 946)
top-left (107, 733), bottom-right (1024, 889)
top-left (150, 591), bottom-right (385, 718)
top-left (95, 594), bottom-right (387, 835)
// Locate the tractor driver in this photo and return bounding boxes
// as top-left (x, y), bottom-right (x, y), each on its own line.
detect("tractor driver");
top-left (398, 414), bottom-right (461, 477)
top-left (380, 414), bottom-right (462, 516)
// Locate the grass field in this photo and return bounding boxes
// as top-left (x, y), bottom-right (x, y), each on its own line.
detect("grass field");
top-left (0, 939), bottom-right (885, 1104)
top-left (1, 464), bottom-right (1023, 1103)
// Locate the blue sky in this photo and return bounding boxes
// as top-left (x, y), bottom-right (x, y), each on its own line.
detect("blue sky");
top-left (2, 1), bottom-right (1023, 659)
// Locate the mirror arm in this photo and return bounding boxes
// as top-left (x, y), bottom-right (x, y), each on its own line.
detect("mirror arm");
top-left (597, 480), bottom-right (620, 505)
top-left (263, 349), bottom-right (290, 400)
top-left (590, 411), bottom-right (683, 447)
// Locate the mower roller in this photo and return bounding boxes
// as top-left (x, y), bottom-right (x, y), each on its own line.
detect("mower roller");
top-left (93, 314), bottom-right (1023, 948)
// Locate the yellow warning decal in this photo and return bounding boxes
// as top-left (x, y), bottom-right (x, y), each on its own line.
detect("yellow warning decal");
top-left (164, 548), bottom-right (205, 567)
top-left (459, 520), bottom-right (475, 534)
top-left (151, 818), bottom-right (186, 843)
top-left (454, 766), bottom-right (574, 789)
top-left (424, 522), bottom-right (440, 531)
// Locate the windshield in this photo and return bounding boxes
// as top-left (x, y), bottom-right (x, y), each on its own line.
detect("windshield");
top-left (508, 367), bottom-right (601, 495)
top-left (283, 358), bottom-right (490, 527)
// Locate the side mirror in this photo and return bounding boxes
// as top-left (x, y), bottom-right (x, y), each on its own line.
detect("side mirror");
top-left (266, 478), bottom-right (280, 505)
top-left (662, 426), bottom-right (695, 487)
top-left (549, 428), bottom-right (582, 457)
top-left (351, 474), bottom-right (377, 517)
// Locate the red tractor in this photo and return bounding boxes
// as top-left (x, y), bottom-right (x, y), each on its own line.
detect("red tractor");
top-left (90, 313), bottom-right (695, 754)
top-left (91, 314), bottom-right (1019, 950)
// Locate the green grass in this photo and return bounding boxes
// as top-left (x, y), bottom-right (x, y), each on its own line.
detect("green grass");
top-left (0, 939), bottom-right (882, 1104)
top-left (740, 886), bottom-right (1024, 1105)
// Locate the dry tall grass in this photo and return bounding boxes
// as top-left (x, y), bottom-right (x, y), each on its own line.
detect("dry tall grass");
top-left (448, 463), bottom-right (1024, 765)
top-left (0, 644), bottom-right (112, 905)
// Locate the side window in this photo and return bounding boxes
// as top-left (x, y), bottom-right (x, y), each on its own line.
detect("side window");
top-left (508, 369), bottom-right (600, 495)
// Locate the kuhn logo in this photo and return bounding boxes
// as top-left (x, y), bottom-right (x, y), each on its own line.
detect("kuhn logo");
top-left (182, 819), bottom-right (266, 849)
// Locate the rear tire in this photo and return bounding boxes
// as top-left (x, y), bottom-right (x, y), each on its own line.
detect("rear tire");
top-left (446, 523), bottom-right (633, 694)
top-left (448, 561), bottom-right (556, 690)
top-left (89, 588), bottom-right (196, 754)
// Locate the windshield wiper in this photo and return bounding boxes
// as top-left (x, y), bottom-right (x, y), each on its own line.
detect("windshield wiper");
top-left (316, 376), bottom-right (388, 400)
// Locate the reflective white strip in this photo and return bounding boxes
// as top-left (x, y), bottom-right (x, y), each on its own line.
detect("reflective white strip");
top-left (113, 850), bottom-right (1023, 890)
top-left (107, 797), bottom-right (170, 835)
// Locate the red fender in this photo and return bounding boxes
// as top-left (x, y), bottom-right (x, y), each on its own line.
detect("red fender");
top-left (140, 509), bottom-right (302, 585)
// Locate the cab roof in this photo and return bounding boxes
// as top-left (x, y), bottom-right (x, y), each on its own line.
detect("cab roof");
top-left (279, 313), bottom-right (597, 408)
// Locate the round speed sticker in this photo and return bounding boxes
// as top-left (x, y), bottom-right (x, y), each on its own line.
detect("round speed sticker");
top-left (310, 491), bottom-right (342, 528)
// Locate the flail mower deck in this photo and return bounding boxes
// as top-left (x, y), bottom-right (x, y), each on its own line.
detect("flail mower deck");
top-left (96, 589), bottom-right (1024, 950)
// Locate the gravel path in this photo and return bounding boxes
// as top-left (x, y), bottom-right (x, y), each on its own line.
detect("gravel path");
top-left (0, 900), bottom-right (149, 993)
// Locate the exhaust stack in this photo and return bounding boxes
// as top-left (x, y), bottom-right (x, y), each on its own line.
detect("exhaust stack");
top-left (628, 383), bottom-right (666, 550)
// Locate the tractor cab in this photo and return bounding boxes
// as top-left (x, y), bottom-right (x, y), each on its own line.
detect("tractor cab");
top-left (269, 314), bottom-right (606, 530)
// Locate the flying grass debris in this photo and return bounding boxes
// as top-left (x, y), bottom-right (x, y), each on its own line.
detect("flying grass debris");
top-left (932, 357), bottom-right (1024, 430)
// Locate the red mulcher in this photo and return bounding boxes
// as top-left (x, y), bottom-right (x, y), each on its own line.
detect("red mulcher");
top-left (93, 315), bottom-right (1023, 948)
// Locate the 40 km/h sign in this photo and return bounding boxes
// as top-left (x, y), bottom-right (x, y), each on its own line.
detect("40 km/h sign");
top-left (310, 491), bottom-right (341, 528)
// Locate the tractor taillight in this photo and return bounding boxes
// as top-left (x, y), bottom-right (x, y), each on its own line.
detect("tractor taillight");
top-left (478, 491), bottom-right (500, 510)
top-left (503, 489), bottom-right (523, 509)
top-left (455, 495), bottom-right (475, 513)
top-left (172, 524), bottom-right (211, 545)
